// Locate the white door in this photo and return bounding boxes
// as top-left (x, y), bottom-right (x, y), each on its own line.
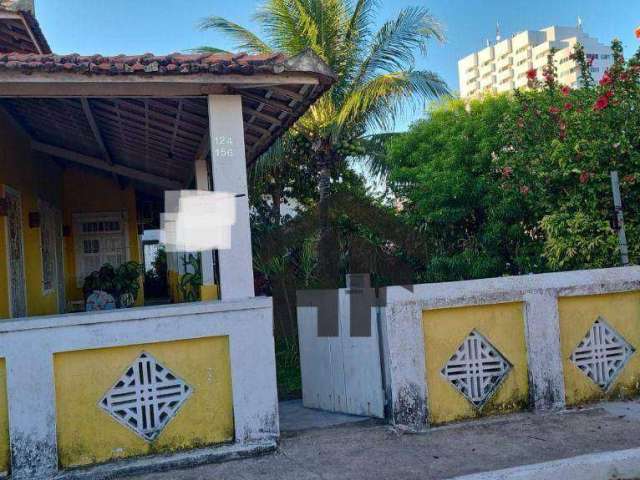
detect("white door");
top-left (4, 186), bottom-right (27, 318)
top-left (73, 212), bottom-right (129, 286)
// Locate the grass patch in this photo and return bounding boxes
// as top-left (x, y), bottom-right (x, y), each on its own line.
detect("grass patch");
top-left (275, 337), bottom-right (302, 400)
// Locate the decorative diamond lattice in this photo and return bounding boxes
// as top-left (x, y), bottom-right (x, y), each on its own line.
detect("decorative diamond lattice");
top-left (441, 330), bottom-right (512, 408)
top-left (99, 352), bottom-right (193, 441)
top-left (570, 317), bottom-right (635, 391)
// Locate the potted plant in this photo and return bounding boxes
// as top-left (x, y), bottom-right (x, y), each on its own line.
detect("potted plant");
top-left (83, 261), bottom-right (143, 309)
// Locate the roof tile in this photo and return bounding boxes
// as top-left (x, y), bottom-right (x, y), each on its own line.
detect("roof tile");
top-left (0, 51), bottom-right (293, 76)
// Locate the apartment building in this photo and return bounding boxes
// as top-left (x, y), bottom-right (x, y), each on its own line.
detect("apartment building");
top-left (458, 25), bottom-right (613, 97)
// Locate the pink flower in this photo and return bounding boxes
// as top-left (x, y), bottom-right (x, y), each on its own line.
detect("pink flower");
top-left (548, 106), bottom-right (560, 115)
top-left (519, 185), bottom-right (530, 195)
top-left (599, 71), bottom-right (612, 86)
top-left (564, 102), bottom-right (573, 110)
top-left (593, 95), bottom-right (609, 111)
top-left (579, 171), bottom-right (591, 184)
top-left (561, 86), bottom-right (571, 96)
top-left (501, 166), bottom-right (513, 178)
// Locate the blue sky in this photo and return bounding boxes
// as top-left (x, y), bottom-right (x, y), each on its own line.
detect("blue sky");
top-left (36, 0), bottom-right (639, 130)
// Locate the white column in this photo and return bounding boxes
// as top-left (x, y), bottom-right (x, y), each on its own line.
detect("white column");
top-left (380, 286), bottom-right (428, 431)
top-left (523, 291), bottom-right (566, 411)
top-left (6, 343), bottom-right (58, 479)
top-left (194, 158), bottom-right (216, 294)
top-left (208, 95), bottom-right (255, 300)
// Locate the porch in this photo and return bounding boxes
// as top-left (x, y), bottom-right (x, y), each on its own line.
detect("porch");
top-left (0, 50), bottom-right (334, 318)
top-left (0, 43), bottom-right (334, 479)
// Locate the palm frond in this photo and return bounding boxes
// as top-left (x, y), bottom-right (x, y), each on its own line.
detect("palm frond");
top-left (355, 132), bottom-right (398, 178)
top-left (338, 70), bottom-right (449, 132)
top-left (255, 0), bottom-right (311, 54)
top-left (354, 7), bottom-right (444, 87)
top-left (190, 46), bottom-right (231, 54)
top-left (199, 16), bottom-right (272, 54)
top-left (249, 137), bottom-right (287, 186)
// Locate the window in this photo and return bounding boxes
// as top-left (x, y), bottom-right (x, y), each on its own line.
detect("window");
top-left (39, 200), bottom-right (58, 293)
top-left (73, 212), bottom-right (129, 286)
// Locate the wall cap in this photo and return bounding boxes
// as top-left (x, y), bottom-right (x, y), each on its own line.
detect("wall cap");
top-left (0, 297), bottom-right (272, 334)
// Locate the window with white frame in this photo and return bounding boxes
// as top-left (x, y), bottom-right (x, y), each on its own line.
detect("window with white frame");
top-left (39, 200), bottom-right (58, 293)
top-left (73, 212), bottom-right (129, 286)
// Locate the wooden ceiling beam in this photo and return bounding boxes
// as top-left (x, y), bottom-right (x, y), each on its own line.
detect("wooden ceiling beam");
top-left (31, 141), bottom-right (182, 190)
top-left (81, 98), bottom-right (113, 165)
top-left (237, 90), bottom-right (295, 114)
top-left (244, 106), bottom-right (282, 127)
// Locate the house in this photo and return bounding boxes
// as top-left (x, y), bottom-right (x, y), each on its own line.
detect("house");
top-left (0, 3), bottom-right (334, 477)
top-left (0, 1), bottom-right (334, 319)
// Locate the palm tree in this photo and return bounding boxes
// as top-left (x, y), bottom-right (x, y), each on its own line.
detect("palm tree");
top-left (199, 0), bottom-right (448, 286)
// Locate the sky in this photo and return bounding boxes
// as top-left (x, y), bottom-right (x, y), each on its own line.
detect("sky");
top-left (35, 0), bottom-right (640, 131)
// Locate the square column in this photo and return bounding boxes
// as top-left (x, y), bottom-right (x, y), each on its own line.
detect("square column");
top-left (208, 95), bottom-right (255, 300)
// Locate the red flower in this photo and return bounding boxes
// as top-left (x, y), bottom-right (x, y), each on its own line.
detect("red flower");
top-left (561, 86), bottom-right (571, 96)
top-left (604, 90), bottom-right (614, 98)
top-left (579, 171), bottom-right (591, 184)
top-left (564, 102), bottom-right (573, 110)
top-left (593, 95), bottom-right (609, 111)
top-left (599, 71), bottom-right (612, 86)
top-left (623, 174), bottom-right (636, 184)
top-left (548, 106), bottom-right (560, 115)
top-left (526, 68), bottom-right (537, 80)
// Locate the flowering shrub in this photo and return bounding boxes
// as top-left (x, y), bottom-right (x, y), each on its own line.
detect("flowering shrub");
top-left (499, 40), bottom-right (640, 269)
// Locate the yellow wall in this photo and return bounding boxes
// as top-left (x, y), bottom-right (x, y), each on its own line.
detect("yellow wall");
top-left (0, 359), bottom-right (9, 475)
top-left (200, 284), bottom-right (219, 301)
top-left (62, 168), bottom-right (143, 306)
top-left (560, 292), bottom-right (640, 406)
top-left (54, 336), bottom-right (234, 468)
top-left (423, 302), bottom-right (529, 425)
top-left (0, 112), bottom-right (63, 318)
top-left (0, 109), bottom-right (145, 317)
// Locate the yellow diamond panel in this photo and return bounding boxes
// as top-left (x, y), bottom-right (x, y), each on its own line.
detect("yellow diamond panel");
top-left (559, 291), bottom-right (640, 406)
top-left (54, 336), bottom-right (234, 468)
top-left (423, 302), bottom-right (529, 425)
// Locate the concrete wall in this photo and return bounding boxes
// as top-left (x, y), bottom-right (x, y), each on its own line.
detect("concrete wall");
top-left (0, 297), bottom-right (278, 479)
top-left (381, 267), bottom-right (640, 431)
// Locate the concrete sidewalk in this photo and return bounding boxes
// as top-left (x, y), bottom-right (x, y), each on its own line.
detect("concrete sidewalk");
top-left (128, 401), bottom-right (640, 480)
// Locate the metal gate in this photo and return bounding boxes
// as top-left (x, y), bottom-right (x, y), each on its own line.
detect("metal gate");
top-left (297, 274), bottom-right (385, 418)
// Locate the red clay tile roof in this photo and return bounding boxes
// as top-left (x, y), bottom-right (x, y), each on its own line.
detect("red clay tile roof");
top-left (0, 51), bottom-right (335, 79)
top-left (0, 8), bottom-right (51, 54)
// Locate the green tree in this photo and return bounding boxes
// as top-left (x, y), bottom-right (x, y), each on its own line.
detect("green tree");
top-left (499, 40), bottom-right (640, 269)
top-left (199, 0), bottom-right (448, 286)
top-left (385, 96), bottom-right (541, 281)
